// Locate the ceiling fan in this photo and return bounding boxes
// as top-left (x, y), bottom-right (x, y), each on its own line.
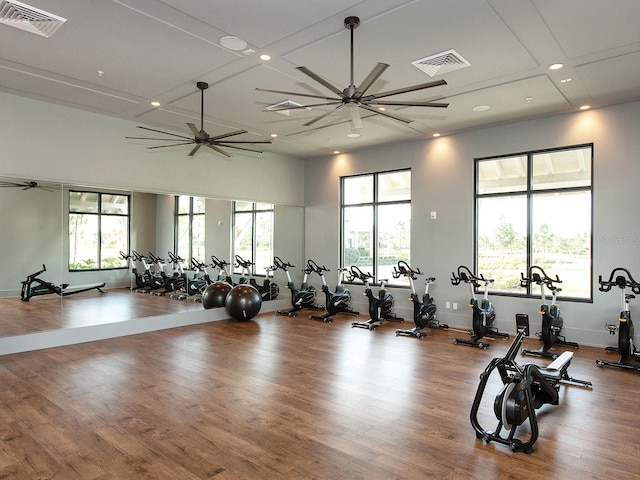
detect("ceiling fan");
top-left (127, 82), bottom-right (272, 157)
top-left (257, 16), bottom-right (449, 130)
top-left (0, 180), bottom-right (52, 191)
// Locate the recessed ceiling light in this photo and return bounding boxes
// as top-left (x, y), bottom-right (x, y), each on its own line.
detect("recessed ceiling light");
top-left (150, 101), bottom-right (160, 107)
top-left (549, 63), bottom-right (564, 70)
top-left (560, 78), bottom-right (573, 83)
top-left (270, 133), bottom-right (278, 138)
top-left (347, 133), bottom-right (360, 138)
top-left (526, 97), bottom-right (533, 102)
top-left (378, 107), bottom-right (386, 111)
top-left (432, 133), bottom-right (440, 137)
top-left (580, 105), bottom-right (591, 110)
top-left (472, 105), bottom-right (490, 112)
top-left (333, 150), bottom-right (340, 154)
top-left (97, 70), bottom-right (104, 77)
top-left (259, 54), bottom-right (271, 61)
top-left (219, 35), bottom-right (247, 51)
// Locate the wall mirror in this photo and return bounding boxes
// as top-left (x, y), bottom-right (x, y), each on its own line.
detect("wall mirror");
top-left (0, 175), bottom-right (304, 338)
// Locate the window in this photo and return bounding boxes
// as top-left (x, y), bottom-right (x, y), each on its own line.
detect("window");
top-left (341, 170), bottom-right (411, 285)
top-left (68, 191), bottom-right (130, 270)
top-left (175, 196), bottom-right (206, 262)
top-left (233, 201), bottom-right (274, 275)
top-left (475, 144), bottom-right (593, 299)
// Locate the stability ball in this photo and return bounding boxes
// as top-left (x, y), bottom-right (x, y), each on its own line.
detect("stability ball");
top-left (225, 284), bottom-right (262, 321)
top-left (202, 281), bottom-right (232, 310)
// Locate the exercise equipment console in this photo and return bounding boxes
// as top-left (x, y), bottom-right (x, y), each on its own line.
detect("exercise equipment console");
top-left (21, 264), bottom-right (107, 301)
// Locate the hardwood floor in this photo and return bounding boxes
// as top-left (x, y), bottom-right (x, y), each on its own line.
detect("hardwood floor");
top-left (0, 312), bottom-right (639, 479)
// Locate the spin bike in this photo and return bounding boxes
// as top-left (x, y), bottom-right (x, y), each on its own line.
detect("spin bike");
top-left (470, 317), bottom-right (592, 454)
top-left (273, 257), bottom-right (323, 316)
top-left (21, 264), bottom-right (107, 301)
top-left (234, 255), bottom-right (279, 300)
top-left (520, 266), bottom-right (579, 358)
top-left (392, 260), bottom-right (445, 338)
top-left (308, 260), bottom-right (359, 323)
top-left (451, 266), bottom-right (508, 348)
top-left (348, 265), bottom-right (403, 330)
top-left (596, 267), bottom-right (640, 371)
top-left (210, 255), bottom-right (234, 284)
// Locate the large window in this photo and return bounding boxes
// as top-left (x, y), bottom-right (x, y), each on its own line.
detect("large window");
top-left (175, 196), bottom-right (206, 262)
top-left (233, 201), bottom-right (274, 275)
top-left (476, 144), bottom-right (593, 299)
top-left (68, 191), bottom-right (129, 270)
top-left (341, 170), bottom-right (411, 285)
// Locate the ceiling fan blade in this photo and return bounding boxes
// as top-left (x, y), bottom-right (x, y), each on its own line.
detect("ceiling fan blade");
top-left (366, 79), bottom-right (447, 101)
top-left (296, 66), bottom-right (345, 97)
top-left (207, 144), bottom-right (232, 157)
top-left (125, 136), bottom-right (190, 141)
top-left (303, 107), bottom-right (342, 127)
top-left (188, 144), bottom-right (203, 156)
top-left (219, 144), bottom-right (266, 154)
top-left (256, 87), bottom-right (339, 101)
top-left (356, 63), bottom-right (389, 98)
top-left (134, 126), bottom-right (193, 140)
top-left (209, 130), bottom-right (248, 141)
top-left (187, 123), bottom-right (200, 136)
top-left (263, 101), bottom-right (343, 113)
top-left (367, 100), bottom-right (449, 108)
top-left (217, 140), bottom-right (272, 145)
top-left (147, 142), bottom-right (195, 150)
top-left (359, 104), bottom-right (412, 124)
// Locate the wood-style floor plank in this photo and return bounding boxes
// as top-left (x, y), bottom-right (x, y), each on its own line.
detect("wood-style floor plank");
top-left (1, 311), bottom-right (640, 479)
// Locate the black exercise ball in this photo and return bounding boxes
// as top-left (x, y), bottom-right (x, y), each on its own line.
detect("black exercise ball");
top-left (202, 281), bottom-right (232, 310)
top-left (225, 284), bottom-right (262, 321)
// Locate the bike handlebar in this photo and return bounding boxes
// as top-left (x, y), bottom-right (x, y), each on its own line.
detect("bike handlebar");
top-left (210, 255), bottom-right (230, 269)
top-left (450, 265), bottom-right (491, 287)
top-left (348, 265), bottom-right (373, 283)
top-left (392, 260), bottom-right (422, 280)
top-left (273, 256), bottom-right (293, 271)
top-left (306, 259), bottom-right (329, 274)
top-left (520, 265), bottom-right (562, 291)
top-left (598, 267), bottom-right (640, 294)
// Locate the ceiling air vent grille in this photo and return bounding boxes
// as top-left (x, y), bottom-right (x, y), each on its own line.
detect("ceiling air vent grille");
top-left (412, 49), bottom-right (470, 77)
top-left (0, 0), bottom-right (67, 38)
top-left (265, 100), bottom-right (311, 116)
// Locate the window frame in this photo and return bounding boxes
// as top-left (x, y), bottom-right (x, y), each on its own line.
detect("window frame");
top-left (232, 201), bottom-right (274, 277)
top-left (68, 189), bottom-right (130, 271)
top-left (474, 143), bottom-right (594, 301)
top-left (340, 168), bottom-right (411, 287)
top-left (174, 195), bottom-right (206, 262)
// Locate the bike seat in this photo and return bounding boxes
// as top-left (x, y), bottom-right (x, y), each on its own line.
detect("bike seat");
top-left (538, 351), bottom-right (573, 380)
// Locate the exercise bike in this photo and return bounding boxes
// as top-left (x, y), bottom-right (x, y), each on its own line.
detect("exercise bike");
top-left (273, 257), bottom-right (323, 316)
top-left (166, 252), bottom-right (207, 301)
top-left (451, 266), bottom-right (508, 348)
top-left (147, 252), bottom-right (185, 295)
top-left (596, 267), bottom-right (640, 372)
top-left (234, 255), bottom-right (279, 301)
top-left (308, 260), bottom-right (359, 323)
top-left (348, 265), bottom-right (403, 330)
top-left (470, 316), bottom-right (591, 454)
top-left (21, 264), bottom-right (107, 301)
top-left (210, 255), bottom-right (234, 284)
top-left (392, 260), bottom-right (446, 338)
top-left (520, 266), bottom-right (579, 358)
top-left (130, 250), bottom-right (165, 293)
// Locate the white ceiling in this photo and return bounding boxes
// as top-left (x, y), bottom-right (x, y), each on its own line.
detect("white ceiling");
top-left (2, 0), bottom-right (640, 158)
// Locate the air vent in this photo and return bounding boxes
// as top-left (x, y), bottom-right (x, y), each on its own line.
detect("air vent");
top-left (0, 0), bottom-right (66, 38)
top-left (411, 49), bottom-right (470, 77)
top-left (265, 100), bottom-right (311, 116)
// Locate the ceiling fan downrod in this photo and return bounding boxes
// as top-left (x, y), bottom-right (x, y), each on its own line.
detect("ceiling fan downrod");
top-left (345, 16), bottom-right (360, 89)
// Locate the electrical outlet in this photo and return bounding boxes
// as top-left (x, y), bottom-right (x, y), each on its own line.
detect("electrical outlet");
top-left (445, 301), bottom-right (451, 309)
top-left (453, 302), bottom-right (458, 310)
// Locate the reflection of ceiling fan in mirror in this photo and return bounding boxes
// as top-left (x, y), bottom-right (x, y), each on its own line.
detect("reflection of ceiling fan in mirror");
top-left (127, 82), bottom-right (272, 157)
top-left (0, 180), bottom-right (52, 191)
top-left (257, 16), bottom-right (449, 130)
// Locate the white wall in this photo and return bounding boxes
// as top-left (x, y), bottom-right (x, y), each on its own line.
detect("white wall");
top-left (0, 92), bottom-right (305, 206)
top-left (304, 100), bottom-right (640, 348)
